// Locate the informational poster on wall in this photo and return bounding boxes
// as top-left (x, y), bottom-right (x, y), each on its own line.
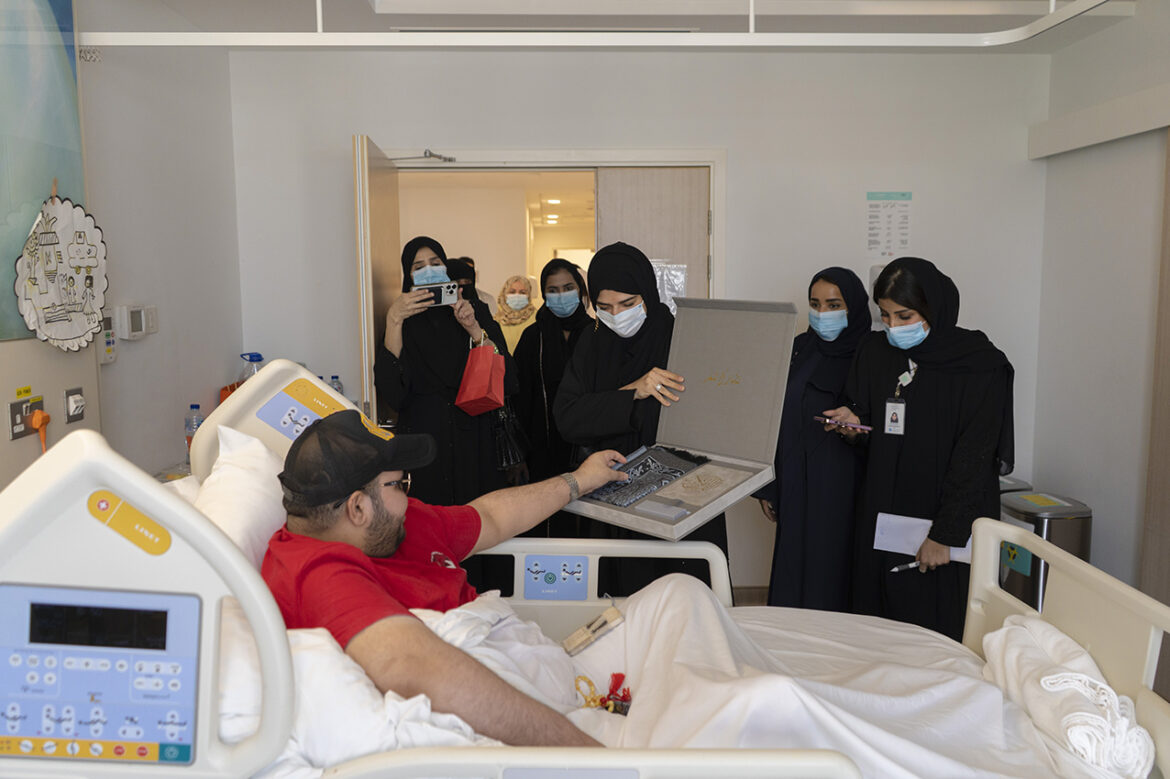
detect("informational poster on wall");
top-left (866, 191), bottom-right (912, 260)
top-left (1, 0), bottom-right (84, 342)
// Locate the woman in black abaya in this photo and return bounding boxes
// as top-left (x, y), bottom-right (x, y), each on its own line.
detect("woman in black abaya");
top-left (512, 258), bottom-right (592, 537)
top-left (755, 267), bottom-right (870, 611)
top-left (373, 237), bottom-right (517, 506)
top-left (823, 257), bottom-right (1014, 641)
top-left (514, 259), bottom-right (592, 483)
top-left (554, 242), bottom-right (729, 592)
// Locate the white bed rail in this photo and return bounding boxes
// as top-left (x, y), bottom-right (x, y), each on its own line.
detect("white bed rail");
top-left (327, 746), bottom-right (861, 778)
top-left (965, 516), bottom-right (1170, 777)
top-left (480, 537), bottom-right (732, 642)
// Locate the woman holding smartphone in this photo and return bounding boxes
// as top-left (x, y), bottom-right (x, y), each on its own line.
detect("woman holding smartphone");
top-left (374, 236), bottom-right (516, 505)
top-left (823, 257), bottom-right (1014, 640)
top-left (755, 267), bottom-right (870, 612)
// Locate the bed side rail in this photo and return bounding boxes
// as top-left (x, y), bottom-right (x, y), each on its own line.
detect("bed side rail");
top-left (480, 538), bottom-right (731, 642)
top-left (326, 746), bottom-right (861, 778)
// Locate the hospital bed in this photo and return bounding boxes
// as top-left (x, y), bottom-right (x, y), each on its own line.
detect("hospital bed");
top-left (0, 362), bottom-right (1167, 778)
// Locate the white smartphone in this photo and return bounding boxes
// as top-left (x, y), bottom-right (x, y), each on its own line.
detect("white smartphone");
top-left (416, 281), bottom-right (460, 306)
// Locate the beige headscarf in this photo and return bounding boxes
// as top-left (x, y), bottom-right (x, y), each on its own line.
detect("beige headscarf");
top-left (494, 275), bottom-right (537, 326)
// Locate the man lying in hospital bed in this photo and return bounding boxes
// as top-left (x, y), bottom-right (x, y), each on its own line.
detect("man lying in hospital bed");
top-left (180, 403), bottom-right (1159, 778)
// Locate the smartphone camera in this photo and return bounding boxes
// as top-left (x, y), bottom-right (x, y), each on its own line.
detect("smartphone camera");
top-left (417, 281), bottom-right (460, 306)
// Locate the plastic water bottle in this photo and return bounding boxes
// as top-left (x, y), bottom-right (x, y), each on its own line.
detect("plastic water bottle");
top-left (329, 375), bottom-right (344, 396)
top-left (238, 352), bottom-right (264, 384)
top-left (184, 404), bottom-right (204, 465)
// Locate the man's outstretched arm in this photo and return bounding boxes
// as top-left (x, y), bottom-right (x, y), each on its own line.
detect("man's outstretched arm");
top-left (468, 449), bottom-right (628, 555)
top-left (346, 613), bottom-right (599, 747)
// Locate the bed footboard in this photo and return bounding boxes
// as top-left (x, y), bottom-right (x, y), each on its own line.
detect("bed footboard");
top-left (965, 516), bottom-right (1170, 776)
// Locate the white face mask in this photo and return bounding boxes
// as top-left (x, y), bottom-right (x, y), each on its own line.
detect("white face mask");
top-left (598, 303), bottom-right (647, 338)
top-left (505, 293), bottom-right (530, 311)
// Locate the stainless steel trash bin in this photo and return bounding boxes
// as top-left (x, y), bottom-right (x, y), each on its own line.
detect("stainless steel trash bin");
top-left (999, 492), bottom-right (1091, 611)
top-left (999, 475), bottom-right (1032, 494)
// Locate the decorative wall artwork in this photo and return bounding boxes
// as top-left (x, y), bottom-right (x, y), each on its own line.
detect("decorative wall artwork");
top-left (14, 197), bottom-right (107, 351)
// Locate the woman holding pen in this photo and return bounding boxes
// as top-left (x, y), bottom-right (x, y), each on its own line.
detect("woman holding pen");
top-left (822, 257), bottom-right (1014, 641)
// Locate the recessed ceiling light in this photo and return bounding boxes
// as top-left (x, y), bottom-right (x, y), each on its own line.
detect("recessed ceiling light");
top-left (547, 199), bottom-right (561, 205)
top-left (547, 219), bottom-right (558, 225)
top-left (546, 214), bottom-right (559, 220)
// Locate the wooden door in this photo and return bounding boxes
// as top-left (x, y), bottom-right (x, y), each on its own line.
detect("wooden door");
top-left (352, 135), bottom-right (400, 422)
top-left (595, 167), bottom-right (711, 298)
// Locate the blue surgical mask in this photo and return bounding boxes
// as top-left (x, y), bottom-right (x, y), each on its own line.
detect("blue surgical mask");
top-left (505, 293), bottom-right (530, 311)
top-left (885, 321), bottom-right (929, 350)
top-left (808, 309), bottom-right (848, 342)
top-left (598, 303), bottom-right (647, 338)
top-left (545, 291), bottom-right (580, 318)
top-left (411, 264), bottom-right (450, 286)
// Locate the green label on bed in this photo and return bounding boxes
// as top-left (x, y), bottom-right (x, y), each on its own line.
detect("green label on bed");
top-left (1000, 542), bottom-right (1032, 575)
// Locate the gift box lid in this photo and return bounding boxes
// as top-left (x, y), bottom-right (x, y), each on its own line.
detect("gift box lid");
top-left (658, 298), bottom-right (797, 464)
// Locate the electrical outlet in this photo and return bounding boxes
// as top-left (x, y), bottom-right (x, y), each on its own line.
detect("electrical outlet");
top-left (64, 387), bottom-right (85, 424)
top-left (9, 396), bottom-right (44, 441)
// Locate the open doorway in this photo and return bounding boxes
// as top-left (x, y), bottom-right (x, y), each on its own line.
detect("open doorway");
top-left (397, 169), bottom-right (596, 310)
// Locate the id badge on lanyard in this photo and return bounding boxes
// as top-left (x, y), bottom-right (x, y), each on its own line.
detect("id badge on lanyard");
top-left (885, 360), bottom-right (916, 436)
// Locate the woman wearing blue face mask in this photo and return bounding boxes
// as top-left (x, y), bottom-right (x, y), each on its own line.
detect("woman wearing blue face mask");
top-left (374, 236), bottom-right (517, 506)
top-left (754, 268), bottom-right (870, 611)
top-left (823, 257), bottom-right (1015, 640)
top-left (494, 275), bottom-right (538, 354)
top-left (513, 260), bottom-right (593, 493)
top-left (554, 242), bottom-right (728, 592)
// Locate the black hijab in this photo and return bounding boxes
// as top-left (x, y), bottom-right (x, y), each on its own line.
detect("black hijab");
top-left (446, 257), bottom-right (494, 321)
top-left (585, 242), bottom-right (675, 387)
top-left (536, 258), bottom-right (591, 333)
top-left (881, 256), bottom-right (1016, 474)
top-left (793, 266), bottom-right (871, 368)
top-left (397, 236), bottom-right (495, 391)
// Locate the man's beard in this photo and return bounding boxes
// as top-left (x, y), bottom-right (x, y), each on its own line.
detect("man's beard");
top-left (365, 496), bottom-right (405, 557)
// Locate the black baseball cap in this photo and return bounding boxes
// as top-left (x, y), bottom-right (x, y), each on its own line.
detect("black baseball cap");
top-left (278, 409), bottom-right (436, 507)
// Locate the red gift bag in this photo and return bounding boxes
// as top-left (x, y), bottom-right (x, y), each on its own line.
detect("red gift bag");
top-left (455, 344), bottom-right (505, 416)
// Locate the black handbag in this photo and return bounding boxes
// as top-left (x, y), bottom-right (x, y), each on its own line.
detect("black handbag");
top-left (493, 400), bottom-right (529, 470)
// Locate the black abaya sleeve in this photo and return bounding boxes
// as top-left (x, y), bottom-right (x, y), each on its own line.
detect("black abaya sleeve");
top-left (929, 366), bottom-right (1009, 546)
top-left (513, 324), bottom-right (540, 439)
top-left (553, 343), bottom-right (639, 446)
top-left (373, 343), bottom-right (409, 412)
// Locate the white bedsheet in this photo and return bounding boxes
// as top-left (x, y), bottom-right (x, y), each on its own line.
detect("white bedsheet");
top-left (223, 575), bottom-right (1106, 777)
top-left (571, 574), bottom-right (1092, 778)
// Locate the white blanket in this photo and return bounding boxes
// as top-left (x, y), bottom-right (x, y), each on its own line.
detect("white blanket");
top-left (571, 574), bottom-right (1090, 778)
top-left (983, 615), bottom-right (1154, 779)
top-left (223, 577), bottom-right (1113, 778)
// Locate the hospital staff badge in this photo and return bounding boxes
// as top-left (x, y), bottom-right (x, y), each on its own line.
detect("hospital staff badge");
top-left (13, 196), bottom-right (108, 351)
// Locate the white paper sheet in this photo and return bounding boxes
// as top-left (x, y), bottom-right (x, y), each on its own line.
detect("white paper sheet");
top-left (874, 512), bottom-right (972, 564)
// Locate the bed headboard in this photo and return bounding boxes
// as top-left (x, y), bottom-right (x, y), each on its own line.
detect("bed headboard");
top-left (965, 517), bottom-right (1170, 777)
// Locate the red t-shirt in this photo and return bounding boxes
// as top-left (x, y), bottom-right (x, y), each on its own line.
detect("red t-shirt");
top-left (261, 498), bottom-right (482, 648)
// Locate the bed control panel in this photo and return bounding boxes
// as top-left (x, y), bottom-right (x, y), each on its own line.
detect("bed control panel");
top-left (0, 584), bottom-right (198, 765)
top-left (523, 554), bottom-right (588, 601)
top-left (255, 378), bottom-right (346, 442)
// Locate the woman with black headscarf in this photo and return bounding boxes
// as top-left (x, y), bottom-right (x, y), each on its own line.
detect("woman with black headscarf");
top-left (554, 242), bottom-right (729, 590)
top-left (374, 236), bottom-right (517, 506)
top-left (755, 267), bottom-right (870, 611)
top-left (514, 259), bottom-right (592, 484)
top-left (823, 257), bottom-right (1014, 641)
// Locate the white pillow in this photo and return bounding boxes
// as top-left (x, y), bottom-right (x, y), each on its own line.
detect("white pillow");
top-left (160, 474), bottom-right (201, 505)
top-left (194, 426), bottom-right (285, 569)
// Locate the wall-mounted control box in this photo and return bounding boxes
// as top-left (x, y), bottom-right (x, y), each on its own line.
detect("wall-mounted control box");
top-left (113, 305), bottom-right (147, 341)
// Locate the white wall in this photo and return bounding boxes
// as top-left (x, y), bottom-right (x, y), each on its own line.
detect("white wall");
top-left (531, 223), bottom-right (596, 289)
top-left (1031, 0), bottom-right (1170, 585)
top-left (79, 47), bottom-right (243, 470)
top-left (398, 184), bottom-right (529, 303)
top-left (227, 50), bottom-right (1050, 585)
top-left (1034, 129), bottom-right (1164, 586)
